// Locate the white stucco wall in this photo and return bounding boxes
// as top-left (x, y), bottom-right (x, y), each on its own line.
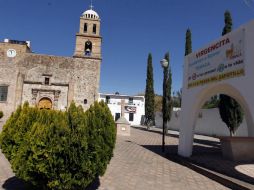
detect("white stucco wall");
top-left (155, 108), bottom-right (248, 137)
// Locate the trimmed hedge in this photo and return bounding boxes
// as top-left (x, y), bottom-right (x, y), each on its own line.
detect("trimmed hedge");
top-left (0, 101), bottom-right (116, 190)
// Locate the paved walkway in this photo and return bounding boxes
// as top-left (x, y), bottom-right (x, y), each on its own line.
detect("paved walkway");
top-left (95, 127), bottom-right (229, 190)
top-left (1, 126), bottom-right (254, 190)
top-left (0, 150), bottom-right (14, 189)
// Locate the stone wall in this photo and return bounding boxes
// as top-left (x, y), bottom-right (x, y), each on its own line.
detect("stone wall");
top-left (22, 83), bottom-right (69, 110)
top-left (0, 42), bottom-right (101, 128)
top-left (74, 35), bottom-right (102, 58)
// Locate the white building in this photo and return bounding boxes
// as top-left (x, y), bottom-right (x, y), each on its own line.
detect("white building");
top-left (99, 93), bottom-right (145, 126)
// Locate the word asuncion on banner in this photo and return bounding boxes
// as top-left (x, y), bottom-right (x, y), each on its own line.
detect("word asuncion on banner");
top-left (187, 29), bottom-right (245, 88)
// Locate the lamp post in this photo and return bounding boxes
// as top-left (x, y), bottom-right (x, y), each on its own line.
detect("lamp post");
top-left (160, 58), bottom-right (169, 153)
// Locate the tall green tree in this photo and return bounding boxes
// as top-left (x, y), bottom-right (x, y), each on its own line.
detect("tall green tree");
top-left (163, 52), bottom-right (172, 123)
top-left (177, 89), bottom-right (182, 107)
top-left (222, 10), bottom-right (232, 35)
top-left (145, 53), bottom-right (155, 125)
top-left (185, 28), bottom-right (192, 56)
top-left (180, 28), bottom-right (192, 110)
top-left (219, 10), bottom-right (243, 136)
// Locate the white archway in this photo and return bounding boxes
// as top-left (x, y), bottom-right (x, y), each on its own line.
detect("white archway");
top-left (178, 20), bottom-right (254, 157)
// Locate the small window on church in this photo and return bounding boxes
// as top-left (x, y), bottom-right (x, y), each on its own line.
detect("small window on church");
top-left (93, 24), bottom-right (97, 34)
top-left (84, 99), bottom-right (87, 104)
top-left (0, 86), bottom-right (8, 102)
top-left (84, 23), bottom-right (87, 33)
top-left (45, 77), bottom-right (50, 85)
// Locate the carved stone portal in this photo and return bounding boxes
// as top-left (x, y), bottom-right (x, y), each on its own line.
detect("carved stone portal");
top-left (31, 89), bottom-right (61, 110)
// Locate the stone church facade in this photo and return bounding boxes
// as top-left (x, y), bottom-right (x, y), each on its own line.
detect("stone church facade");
top-left (0, 7), bottom-right (102, 122)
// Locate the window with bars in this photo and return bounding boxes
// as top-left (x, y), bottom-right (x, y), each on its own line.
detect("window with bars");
top-left (0, 86), bottom-right (8, 102)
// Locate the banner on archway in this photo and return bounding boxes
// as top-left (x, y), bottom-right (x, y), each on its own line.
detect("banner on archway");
top-left (187, 29), bottom-right (245, 88)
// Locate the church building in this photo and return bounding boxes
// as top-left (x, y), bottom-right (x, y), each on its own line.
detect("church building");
top-left (0, 6), bottom-right (102, 122)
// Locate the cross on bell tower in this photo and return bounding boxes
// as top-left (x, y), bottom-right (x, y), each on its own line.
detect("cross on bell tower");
top-left (74, 4), bottom-right (102, 59)
top-left (90, 0), bottom-right (94, 10)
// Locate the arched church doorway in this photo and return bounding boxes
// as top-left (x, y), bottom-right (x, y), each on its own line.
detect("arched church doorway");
top-left (38, 97), bottom-right (52, 110)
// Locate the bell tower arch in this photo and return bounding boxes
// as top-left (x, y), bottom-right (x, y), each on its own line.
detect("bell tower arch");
top-left (74, 5), bottom-right (101, 59)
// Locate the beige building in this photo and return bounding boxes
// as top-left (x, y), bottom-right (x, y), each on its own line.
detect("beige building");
top-left (0, 7), bottom-right (102, 123)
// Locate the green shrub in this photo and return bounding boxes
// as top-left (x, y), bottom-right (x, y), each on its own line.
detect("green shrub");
top-left (0, 111), bottom-right (3, 119)
top-left (85, 101), bottom-right (116, 176)
top-left (0, 101), bottom-right (116, 190)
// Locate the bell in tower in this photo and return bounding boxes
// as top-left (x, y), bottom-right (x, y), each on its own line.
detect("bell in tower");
top-left (85, 40), bottom-right (92, 56)
top-left (74, 5), bottom-right (102, 59)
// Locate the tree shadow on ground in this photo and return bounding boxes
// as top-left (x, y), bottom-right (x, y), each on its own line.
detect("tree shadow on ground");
top-left (2, 176), bottom-right (100, 190)
top-left (85, 176), bottom-right (100, 190)
top-left (132, 125), bottom-right (254, 188)
top-left (132, 125), bottom-right (221, 148)
top-left (139, 143), bottom-right (254, 190)
top-left (2, 176), bottom-right (36, 190)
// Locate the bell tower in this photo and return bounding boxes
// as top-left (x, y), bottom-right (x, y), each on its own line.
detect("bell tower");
top-left (74, 5), bottom-right (101, 59)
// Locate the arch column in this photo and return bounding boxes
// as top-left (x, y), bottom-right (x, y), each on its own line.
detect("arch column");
top-left (241, 94), bottom-right (254, 137)
top-left (178, 90), bottom-right (198, 157)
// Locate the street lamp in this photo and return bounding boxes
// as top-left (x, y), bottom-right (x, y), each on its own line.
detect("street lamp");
top-left (160, 58), bottom-right (169, 153)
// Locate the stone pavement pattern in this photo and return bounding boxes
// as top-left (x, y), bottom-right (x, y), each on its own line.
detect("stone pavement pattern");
top-left (0, 150), bottom-right (15, 189)
top-left (97, 127), bottom-right (229, 190)
top-left (0, 126), bottom-right (245, 190)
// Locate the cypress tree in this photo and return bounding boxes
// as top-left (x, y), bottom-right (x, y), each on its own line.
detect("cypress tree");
top-left (185, 28), bottom-right (192, 56)
top-left (222, 10), bottom-right (232, 35)
top-left (164, 52), bottom-right (172, 123)
top-left (145, 53), bottom-right (155, 125)
top-left (177, 89), bottom-right (182, 107)
top-left (219, 10), bottom-right (243, 136)
top-left (179, 29), bottom-right (191, 110)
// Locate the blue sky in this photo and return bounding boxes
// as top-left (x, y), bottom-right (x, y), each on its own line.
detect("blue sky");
top-left (0, 0), bottom-right (254, 95)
